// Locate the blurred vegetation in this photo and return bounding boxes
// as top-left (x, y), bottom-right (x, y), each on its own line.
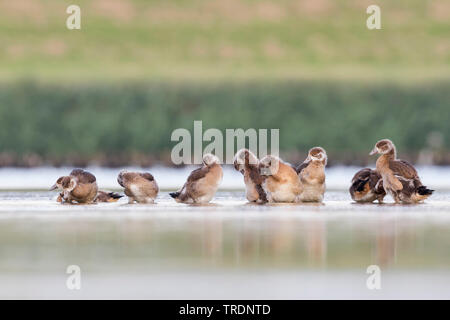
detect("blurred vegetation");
top-left (0, 81), bottom-right (449, 166)
top-left (0, 0), bottom-right (448, 81)
top-left (0, 0), bottom-right (448, 165)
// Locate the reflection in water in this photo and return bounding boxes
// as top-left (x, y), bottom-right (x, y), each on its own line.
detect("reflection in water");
top-left (1, 191), bottom-right (450, 299)
top-left (163, 215), bottom-right (445, 270)
top-left (306, 220), bottom-right (327, 267)
top-left (202, 219), bottom-right (223, 264)
top-left (0, 191), bottom-right (450, 275)
top-left (0, 215), bottom-right (447, 273)
top-left (375, 219), bottom-right (397, 267)
top-left (271, 219), bottom-right (296, 256)
top-left (178, 217), bottom-right (409, 269)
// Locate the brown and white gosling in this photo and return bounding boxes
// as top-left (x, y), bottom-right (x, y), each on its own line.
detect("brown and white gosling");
top-left (295, 147), bottom-right (327, 203)
top-left (349, 168), bottom-right (386, 203)
top-left (233, 148), bottom-right (267, 203)
top-left (170, 153), bottom-right (223, 204)
top-left (259, 155), bottom-right (302, 203)
top-left (50, 169), bottom-right (98, 204)
top-left (117, 171), bottom-right (159, 204)
top-left (370, 139), bottom-right (433, 204)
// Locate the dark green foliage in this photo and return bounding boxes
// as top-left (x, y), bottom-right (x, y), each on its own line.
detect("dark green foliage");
top-left (0, 80), bottom-right (448, 164)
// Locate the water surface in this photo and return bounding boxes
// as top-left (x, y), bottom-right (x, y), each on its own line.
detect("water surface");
top-left (0, 190), bottom-right (449, 299)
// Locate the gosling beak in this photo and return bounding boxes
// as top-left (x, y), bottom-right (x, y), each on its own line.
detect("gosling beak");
top-left (369, 148), bottom-right (378, 156)
top-left (49, 184), bottom-right (58, 191)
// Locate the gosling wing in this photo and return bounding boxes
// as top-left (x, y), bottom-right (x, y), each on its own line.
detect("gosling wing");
top-left (389, 160), bottom-right (418, 179)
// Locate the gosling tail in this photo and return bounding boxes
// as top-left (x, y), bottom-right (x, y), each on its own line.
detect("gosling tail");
top-left (354, 179), bottom-right (369, 192)
top-left (417, 186), bottom-right (434, 196)
top-left (412, 185), bottom-right (434, 203)
top-left (108, 192), bottom-right (124, 200)
top-left (169, 192), bottom-right (180, 199)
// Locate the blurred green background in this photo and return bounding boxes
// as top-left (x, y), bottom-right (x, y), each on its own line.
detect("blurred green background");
top-left (0, 0), bottom-right (449, 166)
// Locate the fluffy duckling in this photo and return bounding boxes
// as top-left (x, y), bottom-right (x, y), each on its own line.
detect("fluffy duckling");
top-left (370, 139), bottom-right (433, 204)
top-left (349, 168), bottom-right (386, 203)
top-left (259, 155), bottom-right (302, 203)
top-left (117, 171), bottom-right (159, 204)
top-left (95, 191), bottom-right (123, 203)
top-left (170, 153), bottom-right (223, 204)
top-left (295, 147), bottom-right (327, 202)
top-left (233, 149), bottom-right (267, 203)
top-left (50, 169), bottom-right (98, 204)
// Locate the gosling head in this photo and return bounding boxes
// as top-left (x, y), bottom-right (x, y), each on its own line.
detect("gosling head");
top-left (117, 170), bottom-right (129, 188)
top-left (50, 176), bottom-right (70, 191)
top-left (52, 176), bottom-right (77, 192)
top-left (370, 139), bottom-right (396, 156)
top-left (233, 149), bottom-right (259, 173)
top-left (259, 155), bottom-right (280, 176)
top-left (203, 153), bottom-right (220, 167)
top-left (307, 147), bottom-right (328, 165)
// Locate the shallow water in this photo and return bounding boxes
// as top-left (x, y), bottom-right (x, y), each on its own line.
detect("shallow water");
top-left (0, 190), bottom-right (449, 299)
top-left (1, 165), bottom-right (450, 190)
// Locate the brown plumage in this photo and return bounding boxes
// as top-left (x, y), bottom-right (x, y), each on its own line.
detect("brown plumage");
top-left (233, 149), bottom-right (267, 203)
top-left (370, 139), bottom-right (433, 204)
top-left (259, 155), bottom-right (302, 203)
top-left (117, 171), bottom-right (159, 204)
top-left (50, 169), bottom-right (98, 204)
top-left (170, 154), bottom-right (223, 204)
top-left (70, 169), bottom-right (96, 184)
top-left (95, 191), bottom-right (123, 203)
top-left (296, 147), bottom-right (327, 202)
top-left (349, 168), bottom-right (386, 203)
